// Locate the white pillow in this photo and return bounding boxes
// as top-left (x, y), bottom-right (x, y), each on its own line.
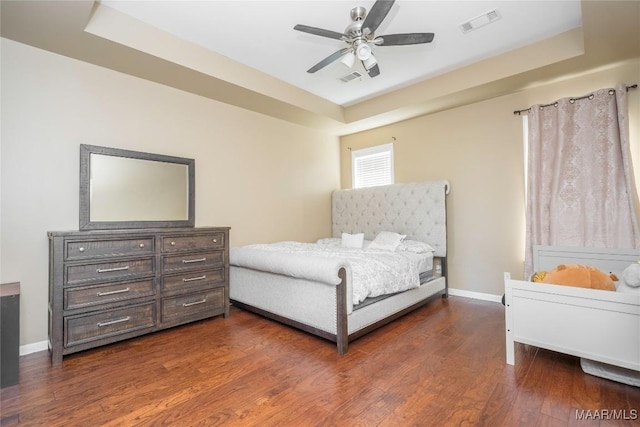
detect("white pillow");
top-left (397, 240), bottom-right (435, 254)
top-left (341, 232), bottom-right (365, 248)
top-left (368, 231), bottom-right (406, 251)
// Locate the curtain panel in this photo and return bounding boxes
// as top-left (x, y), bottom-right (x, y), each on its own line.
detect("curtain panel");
top-left (524, 84), bottom-right (640, 279)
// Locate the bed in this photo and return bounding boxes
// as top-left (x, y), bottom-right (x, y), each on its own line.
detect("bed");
top-left (230, 180), bottom-right (449, 354)
top-left (504, 245), bottom-right (640, 385)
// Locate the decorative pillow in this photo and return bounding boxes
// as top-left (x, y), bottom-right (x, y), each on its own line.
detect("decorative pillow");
top-left (397, 240), bottom-right (435, 254)
top-left (341, 232), bottom-right (365, 248)
top-left (368, 231), bottom-right (406, 251)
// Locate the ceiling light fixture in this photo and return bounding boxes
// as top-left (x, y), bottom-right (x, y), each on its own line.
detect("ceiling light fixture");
top-left (341, 51), bottom-right (356, 68)
top-left (293, 0), bottom-right (436, 78)
top-left (356, 43), bottom-right (372, 60)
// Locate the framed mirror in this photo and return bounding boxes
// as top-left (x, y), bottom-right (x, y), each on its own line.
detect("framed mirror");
top-left (79, 144), bottom-right (195, 230)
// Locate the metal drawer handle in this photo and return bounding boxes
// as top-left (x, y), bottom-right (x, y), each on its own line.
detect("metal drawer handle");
top-left (97, 287), bottom-right (130, 297)
top-left (97, 316), bottom-right (131, 327)
top-left (213, 238), bottom-right (218, 243)
top-left (79, 247), bottom-right (85, 252)
top-left (182, 299), bottom-right (207, 307)
top-left (182, 275), bottom-right (206, 283)
top-left (96, 266), bottom-right (130, 273)
top-left (139, 243), bottom-right (145, 248)
top-left (170, 241), bottom-right (176, 246)
top-left (182, 258), bottom-right (206, 264)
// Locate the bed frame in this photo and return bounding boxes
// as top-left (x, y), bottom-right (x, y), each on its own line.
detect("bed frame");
top-left (230, 180), bottom-right (450, 354)
top-left (504, 245), bottom-right (640, 373)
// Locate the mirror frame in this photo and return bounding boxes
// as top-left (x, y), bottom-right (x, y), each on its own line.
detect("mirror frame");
top-left (79, 144), bottom-right (195, 230)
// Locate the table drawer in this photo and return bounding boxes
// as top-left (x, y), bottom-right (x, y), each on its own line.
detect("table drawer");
top-left (161, 233), bottom-right (225, 253)
top-left (162, 269), bottom-right (225, 293)
top-left (64, 279), bottom-right (155, 310)
top-left (161, 289), bottom-right (224, 322)
top-left (162, 251), bottom-right (224, 273)
top-left (65, 302), bottom-right (155, 347)
top-left (66, 258), bottom-right (155, 285)
top-left (66, 237), bottom-right (154, 260)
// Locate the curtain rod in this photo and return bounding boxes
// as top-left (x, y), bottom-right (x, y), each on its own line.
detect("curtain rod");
top-left (513, 84), bottom-right (638, 115)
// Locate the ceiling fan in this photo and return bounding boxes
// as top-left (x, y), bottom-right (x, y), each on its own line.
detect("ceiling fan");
top-left (293, 0), bottom-right (434, 78)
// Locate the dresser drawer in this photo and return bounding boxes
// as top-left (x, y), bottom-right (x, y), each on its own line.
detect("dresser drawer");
top-left (65, 237), bottom-right (154, 260)
top-left (161, 289), bottom-right (224, 322)
top-left (64, 279), bottom-right (155, 310)
top-left (161, 232), bottom-right (225, 253)
top-left (66, 257), bottom-right (155, 285)
top-left (162, 251), bottom-right (224, 273)
top-left (162, 269), bottom-right (225, 293)
top-left (65, 302), bottom-right (155, 347)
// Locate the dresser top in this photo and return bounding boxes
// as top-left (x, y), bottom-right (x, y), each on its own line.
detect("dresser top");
top-left (48, 226), bottom-right (230, 238)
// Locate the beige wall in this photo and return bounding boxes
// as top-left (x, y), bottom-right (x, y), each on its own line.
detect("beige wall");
top-left (341, 59), bottom-right (640, 297)
top-left (3, 34), bottom-right (638, 348)
top-left (0, 39), bottom-right (340, 347)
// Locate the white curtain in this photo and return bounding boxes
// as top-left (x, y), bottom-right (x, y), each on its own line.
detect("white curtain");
top-left (524, 83), bottom-right (640, 278)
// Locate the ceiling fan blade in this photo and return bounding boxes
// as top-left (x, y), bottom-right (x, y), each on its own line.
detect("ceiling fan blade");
top-left (294, 24), bottom-right (346, 40)
top-left (364, 62), bottom-right (380, 78)
top-left (307, 48), bottom-right (351, 73)
top-left (377, 33), bottom-right (435, 46)
top-left (362, 0), bottom-right (395, 34)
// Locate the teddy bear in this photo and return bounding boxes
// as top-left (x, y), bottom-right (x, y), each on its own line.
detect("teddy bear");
top-left (539, 264), bottom-right (618, 291)
top-left (618, 261), bottom-right (640, 293)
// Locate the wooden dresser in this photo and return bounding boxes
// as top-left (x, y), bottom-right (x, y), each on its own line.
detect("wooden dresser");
top-left (48, 227), bottom-right (229, 365)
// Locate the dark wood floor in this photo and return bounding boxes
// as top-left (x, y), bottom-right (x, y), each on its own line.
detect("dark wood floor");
top-left (1, 297), bottom-right (638, 426)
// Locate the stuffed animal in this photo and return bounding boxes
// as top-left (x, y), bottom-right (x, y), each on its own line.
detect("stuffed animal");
top-left (531, 271), bottom-right (547, 282)
top-left (622, 261), bottom-right (640, 288)
top-left (617, 260), bottom-right (640, 293)
top-left (542, 264), bottom-right (618, 291)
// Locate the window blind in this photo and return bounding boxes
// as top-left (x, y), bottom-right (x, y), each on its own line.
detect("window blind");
top-left (352, 143), bottom-right (394, 188)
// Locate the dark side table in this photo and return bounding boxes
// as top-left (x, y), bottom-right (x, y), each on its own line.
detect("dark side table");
top-left (1, 282), bottom-right (20, 388)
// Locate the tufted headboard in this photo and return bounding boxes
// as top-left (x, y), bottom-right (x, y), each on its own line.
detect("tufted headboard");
top-left (331, 180), bottom-right (450, 257)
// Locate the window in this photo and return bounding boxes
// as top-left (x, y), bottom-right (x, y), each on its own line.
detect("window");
top-left (351, 143), bottom-right (394, 189)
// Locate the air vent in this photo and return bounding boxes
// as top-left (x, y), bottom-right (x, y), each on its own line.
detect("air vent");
top-left (460, 8), bottom-right (501, 33)
top-left (339, 71), bottom-right (363, 83)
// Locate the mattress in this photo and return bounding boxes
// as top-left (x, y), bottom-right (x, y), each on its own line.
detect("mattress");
top-left (354, 266), bottom-right (439, 311)
top-left (230, 240), bottom-right (434, 305)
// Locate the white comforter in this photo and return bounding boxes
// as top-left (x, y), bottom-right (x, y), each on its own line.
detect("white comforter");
top-left (230, 241), bottom-right (427, 304)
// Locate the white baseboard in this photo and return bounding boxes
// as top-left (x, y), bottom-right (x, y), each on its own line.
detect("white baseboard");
top-left (20, 340), bottom-right (48, 356)
top-left (448, 287), bottom-right (503, 303)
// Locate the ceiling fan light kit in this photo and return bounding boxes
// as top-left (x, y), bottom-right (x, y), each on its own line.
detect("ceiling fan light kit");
top-left (293, 0), bottom-right (434, 78)
top-left (356, 43), bottom-right (372, 60)
top-left (340, 51), bottom-right (357, 68)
